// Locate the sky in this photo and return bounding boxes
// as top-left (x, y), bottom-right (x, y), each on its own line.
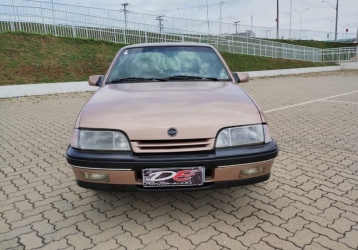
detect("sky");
top-left (51, 0), bottom-right (357, 35)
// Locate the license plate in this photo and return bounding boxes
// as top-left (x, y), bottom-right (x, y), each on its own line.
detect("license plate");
top-left (142, 167), bottom-right (205, 187)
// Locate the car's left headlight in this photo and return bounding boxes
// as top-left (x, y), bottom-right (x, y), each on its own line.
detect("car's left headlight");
top-left (70, 129), bottom-right (131, 151)
top-left (215, 124), bottom-right (264, 148)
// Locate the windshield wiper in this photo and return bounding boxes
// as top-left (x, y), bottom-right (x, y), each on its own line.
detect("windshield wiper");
top-left (108, 77), bottom-right (165, 83)
top-left (161, 75), bottom-right (220, 81)
top-left (108, 75), bottom-right (224, 83)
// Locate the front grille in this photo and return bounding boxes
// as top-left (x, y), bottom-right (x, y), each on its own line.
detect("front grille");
top-left (131, 138), bottom-right (214, 153)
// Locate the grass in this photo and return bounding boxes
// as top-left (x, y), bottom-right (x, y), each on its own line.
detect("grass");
top-left (267, 39), bottom-right (357, 49)
top-left (0, 32), bottom-right (336, 85)
top-left (0, 21), bottom-right (335, 62)
top-left (221, 52), bottom-right (334, 71)
top-left (0, 32), bottom-right (124, 85)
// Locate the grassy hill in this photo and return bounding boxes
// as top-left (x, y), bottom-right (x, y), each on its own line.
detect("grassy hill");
top-left (0, 32), bottom-right (336, 85)
top-left (267, 39), bottom-right (357, 49)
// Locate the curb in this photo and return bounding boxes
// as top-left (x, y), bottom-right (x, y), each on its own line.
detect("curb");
top-left (1, 63), bottom-right (358, 99)
top-left (0, 81), bottom-right (92, 99)
top-left (248, 66), bottom-right (342, 78)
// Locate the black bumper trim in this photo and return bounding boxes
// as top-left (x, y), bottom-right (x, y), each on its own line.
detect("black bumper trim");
top-left (66, 140), bottom-right (278, 170)
top-left (76, 173), bottom-right (270, 192)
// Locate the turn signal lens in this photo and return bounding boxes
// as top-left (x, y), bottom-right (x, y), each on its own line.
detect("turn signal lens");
top-left (82, 172), bottom-right (110, 182)
top-left (240, 167), bottom-right (265, 177)
top-left (263, 125), bottom-right (272, 143)
top-left (70, 129), bottom-right (79, 149)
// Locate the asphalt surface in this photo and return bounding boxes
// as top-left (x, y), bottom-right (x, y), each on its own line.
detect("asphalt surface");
top-left (1, 70), bottom-right (358, 250)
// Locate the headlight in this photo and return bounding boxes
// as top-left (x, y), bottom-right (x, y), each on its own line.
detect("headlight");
top-left (215, 124), bottom-right (264, 148)
top-left (71, 129), bottom-right (130, 151)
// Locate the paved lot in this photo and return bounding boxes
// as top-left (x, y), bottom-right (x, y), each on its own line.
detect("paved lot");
top-left (1, 71), bottom-right (358, 250)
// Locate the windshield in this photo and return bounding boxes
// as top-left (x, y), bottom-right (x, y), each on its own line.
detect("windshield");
top-left (106, 46), bottom-right (231, 83)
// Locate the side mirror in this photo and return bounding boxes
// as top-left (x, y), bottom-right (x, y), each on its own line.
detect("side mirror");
top-left (232, 72), bottom-right (250, 83)
top-left (89, 75), bottom-right (104, 86)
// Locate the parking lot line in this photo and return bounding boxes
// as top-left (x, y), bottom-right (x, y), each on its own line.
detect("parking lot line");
top-left (265, 90), bottom-right (358, 113)
top-left (320, 100), bottom-right (358, 105)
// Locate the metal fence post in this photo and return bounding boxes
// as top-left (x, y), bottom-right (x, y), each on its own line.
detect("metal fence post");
top-left (10, 1), bottom-right (16, 32)
top-left (72, 22), bottom-right (76, 37)
top-left (347, 49), bottom-right (349, 61)
top-left (85, 17), bottom-right (89, 39)
top-left (338, 49), bottom-right (341, 62)
top-left (123, 29), bottom-right (127, 44)
top-left (113, 28), bottom-right (117, 43)
top-left (265, 45), bottom-right (267, 57)
top-left (52, 8), bottom-right (57, 36)
top-left (14, 6), bottom-right (22, 32)
top-left (42, 17), bottom-right (48, 34)
top-left (260, 39), bottom-right (262, 57)
top-left (10, 17), bottom-right (15, 31)
top-left (100, 26), bottom-right (103, 40)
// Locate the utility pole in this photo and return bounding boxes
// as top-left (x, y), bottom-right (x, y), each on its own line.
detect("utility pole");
top-left (156, 15), bottom-right (164, 33)
top-left (335, 0), bottom-right (339, 41)
top-left (121, 3), bottom-right (129, 28)
top-left (289, 0), bottom-right (292, 39)
top-left (294, 8), bottom-right (309, 39)
top-left (219, 0), bottom-right (222, 35)
top-left (234, 21), bottom-right (240, 34)
top-left (322, 0), bottom-right (339, 41)
top-left (206, 0), bottom-right (210, 34)
top-left (276, 0), bottom-right (279, 39)
top-left (356, 27), bottom-right (358, 61)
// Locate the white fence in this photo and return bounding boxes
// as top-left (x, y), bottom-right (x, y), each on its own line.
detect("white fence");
top-left (322, 47), bottom-right (358, 62)
top-left (0, 0), bottom-right (357, 63)
top-left (2, 0), bottom-right (357, 41)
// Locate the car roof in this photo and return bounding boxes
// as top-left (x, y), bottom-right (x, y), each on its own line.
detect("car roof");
top-left (121, 42), bottom-right (216, 50)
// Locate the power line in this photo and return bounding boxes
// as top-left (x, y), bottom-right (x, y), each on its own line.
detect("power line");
top-left (298, 0), bottom-right (331, 9)
top-left (137, 4), bottom-right (216, 13)
top-left (136, 0), bottom-right (249, 14)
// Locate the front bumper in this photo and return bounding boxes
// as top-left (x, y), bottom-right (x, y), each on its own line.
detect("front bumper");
top-left (66, 140), bottom-right (278, 191)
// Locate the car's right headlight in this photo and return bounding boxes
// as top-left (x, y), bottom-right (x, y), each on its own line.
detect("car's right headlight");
top-left (215, 124), bottom-right (264, 148)
top-left (70, 129), bottom-right (131, 151)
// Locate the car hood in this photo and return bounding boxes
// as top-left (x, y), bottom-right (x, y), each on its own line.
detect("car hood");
top-left (79, 81), bottom-right (261, 140)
